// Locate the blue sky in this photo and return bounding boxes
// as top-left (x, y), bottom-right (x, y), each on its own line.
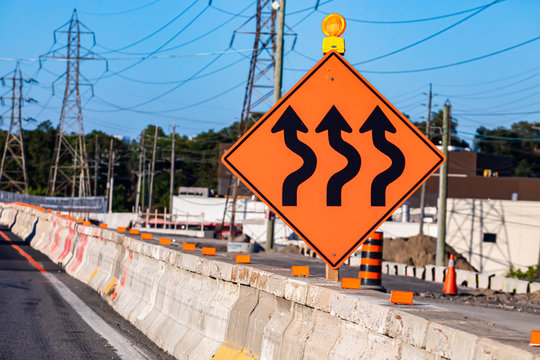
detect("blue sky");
top-left (1, 0), bottom-right (539, 147)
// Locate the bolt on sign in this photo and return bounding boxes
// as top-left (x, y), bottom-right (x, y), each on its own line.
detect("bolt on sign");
top-left (222, 51), bottom-right (445, 269)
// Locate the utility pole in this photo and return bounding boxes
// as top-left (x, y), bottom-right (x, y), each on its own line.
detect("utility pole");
top-left (0, 63), bottom-right (32, 194)
top-left (42, 9), bottom-right (106, 197)
top-left (436, 100), bottom-right (451, 267)
top-left (226, 0), bottom-right (286, 241)
top-left (105, 138), bottom-right (113, 211)
top-left (418, 83), bottom-right (432, 236)
top-left (135, 129), bottom-right (145, 213)
top-left (169, 123), bottom-right (176, 214)
top-left (148, 126), bottom-right (158, 212)
top-left (108, 151), bottom-right (115, 212)
top-left (265, 0), bottom-right (286, 250)
top-left (93, 136), bottom-right (99, 196)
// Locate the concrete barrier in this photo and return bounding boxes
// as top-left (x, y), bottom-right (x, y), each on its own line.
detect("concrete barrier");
top-left (455, 269), bottom-right (478, 288)
top-left (490, 275), bottom-right (530, 294)
top-left (5, 204), bottom-right (538, 360)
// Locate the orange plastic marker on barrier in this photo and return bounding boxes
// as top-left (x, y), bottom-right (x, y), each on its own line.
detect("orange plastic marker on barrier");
top-left (531, 330), bottom-right (540, 347)
top-left (100, 223), bottom-right (108, 229)
top-left (77, 218), bottom-right (84, 223)
top-left (129, 229), bottom-right (139, 235)
top-left (56, 211), bottom-right (61, 215)
top-left (117, 227), bottom-right (126, 232)
top-left (202, 247), bottom-right (216, 256)
top-left (141, 233), bottom-right (152, 240)
top-left (291, 266), bottom-right (309, 277)
top-left (182, 243), bottom-right (196, 251)
top-left (62, 215), bottom-right (68, 218)
top-left (68, 216), bottom-right (75, 221)
top-left (83, 221), bottom-right (91, 226)
top-left (159, 238), bottom-right (172, 245)
top-left (46, 209), bottom-right (52, 213)
top-left (235, 255), bottom-right (251, 264)
top-left (341, 277), bottom-right (361, 289)
top-left (390, 290), bottom-right (414, 305)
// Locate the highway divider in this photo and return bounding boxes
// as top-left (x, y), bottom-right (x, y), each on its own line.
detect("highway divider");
top-left (2, 202), bottom-right (539, 360)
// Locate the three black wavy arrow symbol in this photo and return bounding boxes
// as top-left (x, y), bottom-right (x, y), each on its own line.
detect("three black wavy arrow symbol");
top-left (316, 105), bottom-right (361, 206)
top-left (271, 105), bottom-right (317, 206)
top-left (360, 105), bottom-right (405, 207)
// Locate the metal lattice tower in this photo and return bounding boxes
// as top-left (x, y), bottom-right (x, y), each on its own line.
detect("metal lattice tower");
top-left (223, 0), bottom-right (280, 236)
top-left (41, 9), bottom-right (106, 197)
top-left (0, 63), bottom-right (34, 194)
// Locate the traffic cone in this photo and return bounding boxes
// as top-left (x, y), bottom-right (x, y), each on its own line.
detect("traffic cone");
top-left (443, 254), bottom-right (457, 295)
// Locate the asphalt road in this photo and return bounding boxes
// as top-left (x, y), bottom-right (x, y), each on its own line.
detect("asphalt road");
top-left (0, 228), bottom-right (174, 360)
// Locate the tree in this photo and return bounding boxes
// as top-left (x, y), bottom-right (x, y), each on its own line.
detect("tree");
top-left (474, 121), bottom-right (540, 177)
top-left (413, 110), bottom-right (469, 149)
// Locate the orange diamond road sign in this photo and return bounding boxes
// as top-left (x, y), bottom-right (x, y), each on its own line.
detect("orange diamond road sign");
top-left (222, 51), bottom-right (445, 269)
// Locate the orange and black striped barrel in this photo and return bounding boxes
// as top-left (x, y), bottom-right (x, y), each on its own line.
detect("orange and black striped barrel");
top-left (359, 231), bottom-right (386, 292)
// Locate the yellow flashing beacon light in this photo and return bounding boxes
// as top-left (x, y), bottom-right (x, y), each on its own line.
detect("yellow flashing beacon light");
top-left (322, 13), bottom-right (346, 55)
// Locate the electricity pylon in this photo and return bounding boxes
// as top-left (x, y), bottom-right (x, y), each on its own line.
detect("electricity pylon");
top-left (223, 0), bottom-right (294, 238)
top-left (0, 63), bottom-right (35, 194)
top-left (41, 9), bottom-right (106, 197)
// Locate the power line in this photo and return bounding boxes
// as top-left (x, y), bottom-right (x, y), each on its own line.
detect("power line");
top-left (78, 0), bottom-right (162, 16)
top-left (320, 1), bottom-right (502, 24)
top-left (95, 2), bottom-right (210, 80)
top-left (352, 0), bottom-right (503, 66)
top-left (358, 34), bottom-right (540, 74)
top-left (99, 1), bottom-right (255, 56)
top-left (99, 0), bottom-right (198, 54)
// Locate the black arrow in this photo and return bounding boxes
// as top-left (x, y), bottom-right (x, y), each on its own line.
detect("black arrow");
top-left (271, 105), bottom-right (317, 206)
top-left (316, 105), bottom-right (361, 206)
top-left (360, 105), bottom-right (405, 206)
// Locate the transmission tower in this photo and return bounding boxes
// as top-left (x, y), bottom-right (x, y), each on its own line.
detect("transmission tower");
top-left (41, 9), bottom-right (106, 197)
top-left (223, 0), bottom-right (293, 237)
top-left (0, 63), bottom-right (36, 194)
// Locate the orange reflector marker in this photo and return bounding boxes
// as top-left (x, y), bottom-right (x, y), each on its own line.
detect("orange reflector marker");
top-left (531, 330), bottom-right (540, 347)
top-left (341, 277), bottom-right (361, 289)
top-left (47, 209), bottom-right (52, 213)
top-left (68, 216), bottom-right (75, 221)
top-left (291, 266), bottom-right (309, 277)
top-left (141, 233), bottom-right (152, 240)
top-left (235, 255), bottom-right (251, 264)
top-left (83, 221), bottom-right (91, 226)
top-left (56, 211), bottom-right (61, 215)
top-left (77, 218), bottom-right (84, 223)
top-left (183, 243), bottom-right (195, 251)
top-left (117, 227), bottom-right (126, 232)
top-left (159, 238), bottom-right (172, 245)
top-left (202, 247), bottom-right (216, 256)
top-left (100, 223), bottom-right (108, 229)
top-left (390, 291), bottom-right (414, 305)
top-left (129, 229), bottom-right (139, 235)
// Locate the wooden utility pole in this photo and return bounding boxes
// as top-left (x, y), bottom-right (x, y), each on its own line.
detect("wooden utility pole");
top-left (169, 123), bottom-right (176, 214)
top-left (265, 0), bottom-right (286, 250)
top-left (418, 83), bottom-right (432, 236)
top-left (108, 151), bottom-right (115, 212)
top-left (105, 138), bottom-right (113, 212)
top-left (436, 100), bottom-right (450, 267)
top-left (135, 129), bottom-right (145, 213)
top-left (93, 136), bottom-right (99, 196)
top-left (148, 126), bottom-right (158, 212)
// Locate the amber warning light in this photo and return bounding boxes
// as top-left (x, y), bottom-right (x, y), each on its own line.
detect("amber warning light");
top-left (322, 13), bottom-right (346, 54)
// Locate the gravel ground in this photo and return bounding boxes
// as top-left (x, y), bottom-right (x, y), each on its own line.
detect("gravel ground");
top-left (418, 289), bottom-right (540, 314)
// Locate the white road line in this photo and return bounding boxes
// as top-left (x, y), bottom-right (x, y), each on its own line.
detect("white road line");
top-left (43, 272), bottom-right (149, 360)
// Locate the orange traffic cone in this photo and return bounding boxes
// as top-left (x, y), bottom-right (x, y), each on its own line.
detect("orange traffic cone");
top-left (443, 254), bottom-right (457, 295)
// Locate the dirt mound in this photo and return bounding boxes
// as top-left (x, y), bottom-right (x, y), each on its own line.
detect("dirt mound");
top-left (383, 235), bottom-right (477, 271)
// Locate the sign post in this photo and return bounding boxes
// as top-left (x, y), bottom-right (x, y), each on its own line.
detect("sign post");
top-left (222, 14), bottom-right (445, 273)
